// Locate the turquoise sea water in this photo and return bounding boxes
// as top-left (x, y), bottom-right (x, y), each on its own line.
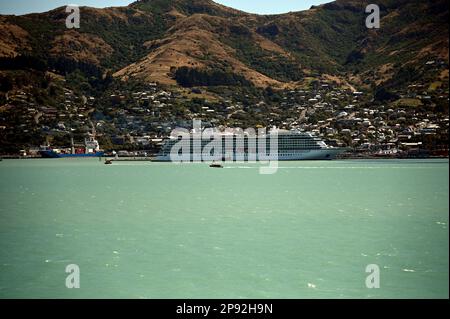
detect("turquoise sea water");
top-left (0, 159), bottom-right (448, 299)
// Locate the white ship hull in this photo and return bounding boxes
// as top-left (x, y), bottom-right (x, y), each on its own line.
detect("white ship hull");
top-left (154, 148), bottom-right (347, 162)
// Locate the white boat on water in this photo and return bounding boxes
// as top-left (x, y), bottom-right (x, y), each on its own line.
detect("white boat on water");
top-left (155, 129), bottom-right (348, 162)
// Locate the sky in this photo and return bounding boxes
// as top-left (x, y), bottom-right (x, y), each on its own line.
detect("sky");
top-left (0, 0), bottom-right (332, 15)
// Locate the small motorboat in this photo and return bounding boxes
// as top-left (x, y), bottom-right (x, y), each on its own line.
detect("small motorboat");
top-left (209, 163), bottom-right (223, 168)
top-left (104, 159), bottom-right (113, 165)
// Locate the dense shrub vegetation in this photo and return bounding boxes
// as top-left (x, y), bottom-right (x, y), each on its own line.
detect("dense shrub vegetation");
top-left (174, 67), bottom-right (251, 87)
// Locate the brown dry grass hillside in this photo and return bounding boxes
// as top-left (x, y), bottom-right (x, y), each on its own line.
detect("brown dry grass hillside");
top-left (0, 0), bottom-right (448, 89)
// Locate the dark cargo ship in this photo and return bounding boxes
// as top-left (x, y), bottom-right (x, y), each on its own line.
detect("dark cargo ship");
top-left (40, 137), bottom-right (104, 158)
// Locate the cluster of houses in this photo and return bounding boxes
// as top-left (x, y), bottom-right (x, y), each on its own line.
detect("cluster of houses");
top-left (1, 68), bottom-right (448, 158)
top-left (266, 83), bottom-right (448, 157)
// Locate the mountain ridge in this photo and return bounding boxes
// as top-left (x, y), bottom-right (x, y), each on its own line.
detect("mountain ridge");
top-left (0, 0), bottom-right (448, 91)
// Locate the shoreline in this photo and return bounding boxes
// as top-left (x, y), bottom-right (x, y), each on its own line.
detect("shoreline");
top-left (1, 155), bottom-right (448, 161)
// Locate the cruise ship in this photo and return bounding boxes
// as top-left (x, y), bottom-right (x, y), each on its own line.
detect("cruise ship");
top-left (155, 129), bottom-right (348, 161)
